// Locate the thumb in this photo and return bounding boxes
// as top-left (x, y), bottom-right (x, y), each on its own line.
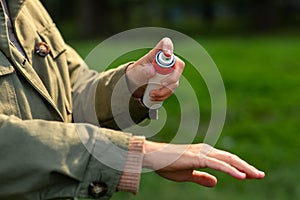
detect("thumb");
top-left (146, 37), bottom-right (174, 62)
top-left (188, 170), bottom-right (218, 187)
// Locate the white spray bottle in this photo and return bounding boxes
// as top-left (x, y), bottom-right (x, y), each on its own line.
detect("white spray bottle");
top-left (143, 50), bottom-right (176, 109)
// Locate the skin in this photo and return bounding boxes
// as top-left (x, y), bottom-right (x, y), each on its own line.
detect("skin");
top-left (126, 37), bottom-right (184, 100)
top-left (126, 38), bottom-right (265, 187)
top-left (143, 142), bottom-right (265, 187)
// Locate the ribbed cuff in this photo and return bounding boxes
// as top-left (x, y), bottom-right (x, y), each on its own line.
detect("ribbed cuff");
top-left (117, 136), bottom-right (145, 194)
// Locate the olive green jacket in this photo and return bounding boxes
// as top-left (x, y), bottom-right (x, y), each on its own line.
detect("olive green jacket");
top-left (0, 0), bottom-right (149, 199)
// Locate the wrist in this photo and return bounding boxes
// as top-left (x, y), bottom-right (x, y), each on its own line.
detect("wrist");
top-left (142, 140), bottom-right (167, 169)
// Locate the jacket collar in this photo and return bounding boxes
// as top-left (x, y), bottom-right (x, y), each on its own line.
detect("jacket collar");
top-left (6, 0), bottom-right (25, 24)
top-left (0, 0), bottom-right (24, 57)
top-left (0, 0), bottom-right (10, 56)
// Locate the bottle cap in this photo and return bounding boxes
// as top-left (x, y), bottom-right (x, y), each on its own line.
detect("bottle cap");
top-left (153, 51), bottom-right (176, 75)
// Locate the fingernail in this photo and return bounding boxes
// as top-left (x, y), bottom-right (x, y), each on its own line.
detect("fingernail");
top-left (254, 170), bottom-right (265, 178)
top-left (162, 81), bottom-right (168, 86)
top-left (237, 172), bottom-right (246, 180)
top-left (259, 171), bottom-right (265, 177)
top-left (150, 93), bottom-right (156, 97)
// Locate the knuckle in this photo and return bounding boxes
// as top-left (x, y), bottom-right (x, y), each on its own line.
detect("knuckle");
top-left (174, 81), bottom-right (179, 88)
top-left (175, 57), bottom-right (185, 68)
top-left (199, 156), bottom-right (208, 168)
top-left (179, 59), bottom-right (185, 67)
top-left (226, 153), bottom-right (239, 163)
top-left (168, 73), bottom-right (180, 83)
top-left (168, 77), bottom-right (177, 84)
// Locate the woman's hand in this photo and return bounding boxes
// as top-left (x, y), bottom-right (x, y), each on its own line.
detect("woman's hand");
top-left (125, 37), bottom-right (185, 100)
top-left (143, 141), bottom-right (265, 187)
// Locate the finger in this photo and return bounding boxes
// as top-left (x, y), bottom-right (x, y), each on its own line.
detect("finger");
top-left (161, 57), bottom-right (185, 87)
top-left (209, 150), bottom-right (265, 179)
top-left (188, 170), bottom-right (217, 187)
top-left (156, 37), bottom-right (174, 56)
top-left (201, 156), bottom-right (247, 180)
top-left (150, 82), bottom-right (179, 101)
top-left (147, 37), bottom-right (174, 60)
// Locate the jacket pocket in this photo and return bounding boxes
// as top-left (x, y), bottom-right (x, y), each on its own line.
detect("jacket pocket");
top-left (0, 51), bottom-right (16, 76)
top-left (37, 23), bottom-right (67, 59)
top-left (0, 65), bottom-right (15, 76)
top-left (35, 24), bottom-right (72, 121)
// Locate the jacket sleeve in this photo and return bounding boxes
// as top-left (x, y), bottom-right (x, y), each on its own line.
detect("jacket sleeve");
top-left (0, 114), bottom-right (131, 199)
top-left (67, 45), bottom-right (152, 130)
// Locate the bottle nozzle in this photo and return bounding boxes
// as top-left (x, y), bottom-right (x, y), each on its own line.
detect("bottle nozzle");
top-left (163, 50), bottom-right (172, 58)
top-left (157, 51), bottom-right (175, 67)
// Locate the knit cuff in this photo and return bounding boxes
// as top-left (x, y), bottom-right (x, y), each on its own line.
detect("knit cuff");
top-left (117, 136), bottom-right (145, 194)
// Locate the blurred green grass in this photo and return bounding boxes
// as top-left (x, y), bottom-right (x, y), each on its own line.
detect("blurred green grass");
top-left (70, 34), bottom-right (300, 200)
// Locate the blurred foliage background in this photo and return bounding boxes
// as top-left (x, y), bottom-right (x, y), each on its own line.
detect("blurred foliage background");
top-left (41, 0), bottom-right (300, 38)
top-left (40, 0), bottom-right (300, 200)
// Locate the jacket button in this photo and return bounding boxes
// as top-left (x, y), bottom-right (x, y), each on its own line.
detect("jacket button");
top-left (88, 181), bottom-right (108, 198)
top-left (35, 42), bottom-right (51, 57)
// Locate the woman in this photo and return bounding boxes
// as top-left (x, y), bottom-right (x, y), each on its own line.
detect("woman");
top-left (0, 0), bottom-right (264, 199)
